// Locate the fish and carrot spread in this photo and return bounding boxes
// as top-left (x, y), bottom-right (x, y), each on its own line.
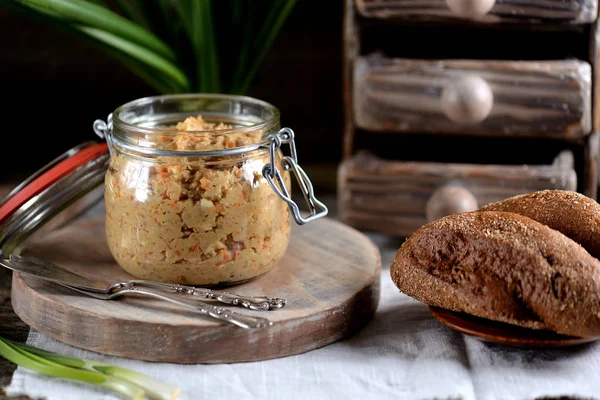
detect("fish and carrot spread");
top-left (104, 115), bottom-right (291, 285)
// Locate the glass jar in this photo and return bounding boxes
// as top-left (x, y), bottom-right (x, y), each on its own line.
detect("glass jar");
top-left (93, 94), bottom-right (327, 286)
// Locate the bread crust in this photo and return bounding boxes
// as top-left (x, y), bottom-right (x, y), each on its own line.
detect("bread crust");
top-left (480, 190), bottom-right (600, 260)
top-left (390, 210), bottom-right (600, 337)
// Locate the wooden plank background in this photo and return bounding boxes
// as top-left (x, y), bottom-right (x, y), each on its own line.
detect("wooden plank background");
top-left (355, 0), bottom-right (599, 24)
top-left (353, 56), bottom-right (592, 138)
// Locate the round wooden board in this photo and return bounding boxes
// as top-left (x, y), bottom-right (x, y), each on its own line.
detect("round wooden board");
top-left (11, 217), bottom-right (381, 364)
top-left (430, 306), bottom-right (600, 349)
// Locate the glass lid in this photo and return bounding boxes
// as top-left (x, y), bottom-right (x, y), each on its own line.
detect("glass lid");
top-left (0, 141), bottom-right (109, 256)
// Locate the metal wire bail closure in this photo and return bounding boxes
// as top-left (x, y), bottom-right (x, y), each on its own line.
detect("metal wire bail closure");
top-left (93, 113), bottom-right (114, 154)
top-left (93, 116), bottom-right (327, 225)
top-left (262, 128), bottom-right (328, 225)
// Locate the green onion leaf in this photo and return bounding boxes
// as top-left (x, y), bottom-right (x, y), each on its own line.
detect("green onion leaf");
top-left (96, 365), bottom-right (180, 400)
top-left (6, 339), bottom-right (180, 400)
top-left (238, 0), bottom-right (296, 95)
top-left (0, 338), bottom-right (145, 400)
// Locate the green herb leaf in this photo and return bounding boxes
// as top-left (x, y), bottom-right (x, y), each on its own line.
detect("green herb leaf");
top-left (110, 0), bottom-right (149, 28)
top-left (4, 0), bottom-right (296, 95)
top-left (202, 0), bottom-right (220, 93)
top-left (238, 0), bottom-right (297, 95)
top-left (116, 56), bottom-right (182, 94)
top-left (190, 0), bottom-right (207, 92)
top-left (15, 0), bottom-right (176, 61)
top-left (228, 0), bottom-right (253, 94)
top-left (77, 25), bottom-right (190, 91)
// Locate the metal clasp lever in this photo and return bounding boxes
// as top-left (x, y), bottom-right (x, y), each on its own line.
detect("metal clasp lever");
top-left (92, 113), bottom-right (114, 154)
top-left (262, 128), bottom-right (328, 225)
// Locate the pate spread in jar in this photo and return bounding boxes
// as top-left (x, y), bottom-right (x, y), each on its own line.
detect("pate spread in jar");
top-left (95, 94), bottom-right (326, 286)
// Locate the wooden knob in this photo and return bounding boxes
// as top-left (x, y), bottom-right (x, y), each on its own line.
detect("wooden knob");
top-left (441, 75), bottom-right (493, 125)
top-left (445, 0), bottom-right (496, 19)
top-left (426, 186), bottom-right (479, 223)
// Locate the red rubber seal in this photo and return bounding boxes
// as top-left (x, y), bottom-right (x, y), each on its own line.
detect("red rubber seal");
top-left (0, 142), bottom-right (109, 225)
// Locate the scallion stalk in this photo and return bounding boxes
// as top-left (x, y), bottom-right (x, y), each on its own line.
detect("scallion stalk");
top-left (0, 337), bottom-right (179, 400)
top-left (21, 343), bottom-right (179, 400)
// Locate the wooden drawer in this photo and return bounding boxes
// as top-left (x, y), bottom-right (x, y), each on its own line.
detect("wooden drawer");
top-left (338, 150), bottom-right (577, 237)
top-left (355, 0), bottom-right (598, 24)
top-left (353, 55), bottom-right (591, 139)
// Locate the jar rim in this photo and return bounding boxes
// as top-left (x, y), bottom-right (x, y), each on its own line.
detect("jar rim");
top-left (109, 93), bottom-right (281, 157)
top-left (112, 93), bottom-right (280, 136)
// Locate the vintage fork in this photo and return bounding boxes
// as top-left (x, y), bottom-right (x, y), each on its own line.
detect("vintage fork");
top-left (63, 283), bottom-right (273, 329)
top-left (9, 254), bottom-right (286, 311)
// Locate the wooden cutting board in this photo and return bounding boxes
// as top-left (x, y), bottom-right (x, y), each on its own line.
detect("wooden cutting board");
top-left (10, 217), bottom-right (381, 364)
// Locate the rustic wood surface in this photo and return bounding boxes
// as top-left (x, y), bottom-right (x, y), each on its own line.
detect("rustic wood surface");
top-left (584, 132), bottom-right (599, 198)
top-left (343, 0), bottom-right (360, 160)
top-left (338, 151), bottom-right (578, 237)
top-left (353, 55), bottom-right (592, 139)
top-left (593, 21), bottom-right (600, 135)
top-left (355, 0), bottom-right (599, 24)
top-left (10, 217), bottom-right (381, 364)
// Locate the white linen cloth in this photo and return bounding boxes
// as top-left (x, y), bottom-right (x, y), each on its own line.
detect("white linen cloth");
top-left (6, 231), bottom-right (600, 400)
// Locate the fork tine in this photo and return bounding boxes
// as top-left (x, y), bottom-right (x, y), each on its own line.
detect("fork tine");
top-left (60, 284), bottom-right (111, 299)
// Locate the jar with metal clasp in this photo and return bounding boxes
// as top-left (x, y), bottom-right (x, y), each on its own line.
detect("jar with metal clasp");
top-left (93, 94), bottom-right (328, 286)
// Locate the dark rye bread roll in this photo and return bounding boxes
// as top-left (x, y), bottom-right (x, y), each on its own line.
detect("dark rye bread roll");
top-left (390, 210), bottom-right (600, 338)
top-left (480, 190), bottom-right (600, 260)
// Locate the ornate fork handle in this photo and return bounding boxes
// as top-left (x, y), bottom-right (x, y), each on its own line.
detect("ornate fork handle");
top-left (124, 281), bottom-right (287, 311)
top-left (193, 290), bottom-right (286, 311)
top-left (113, 286), bottom-right (272, 329)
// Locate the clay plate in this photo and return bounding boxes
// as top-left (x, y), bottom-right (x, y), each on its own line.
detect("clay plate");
top-left (429, 306), bottom-right (600, 348)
